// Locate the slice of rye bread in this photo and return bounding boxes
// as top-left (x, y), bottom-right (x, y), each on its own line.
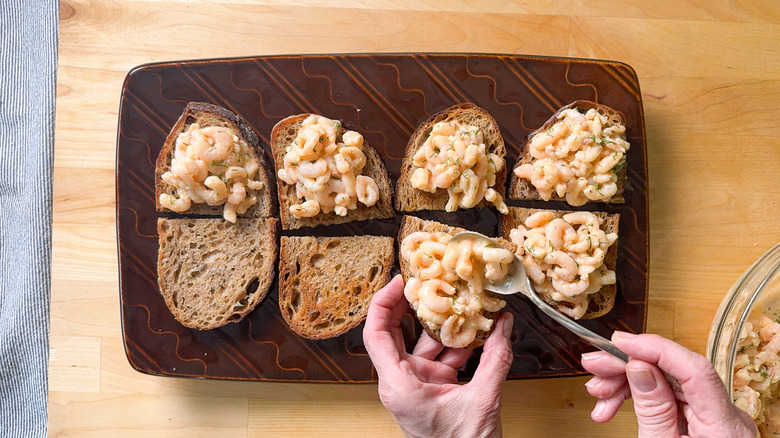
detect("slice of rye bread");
top-left (157, 217), bottom-right (279, 330)
top-left (155, 101), bottom-right (277, 218)
top-left (398, 215), bottom-right (516, 348)
top-left (269, 114), bottom-right (394, 230)
top-left (498, 206), bottom-right (619, 319)
top-left (277, 235), bottom-right (394, 340)
top-left (509, 100), bottom-right (628, 203)
top-left (395, 103), bottom-right (507, 212)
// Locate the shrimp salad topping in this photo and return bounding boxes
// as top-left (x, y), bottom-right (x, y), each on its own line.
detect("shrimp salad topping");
top-left (159, 123), bottom-right (264, 223)
top-left (277, 115), bottom-right (380, 218)
top-left (410, 121), bottom-right (508, 214)
top-left (733, 315), bottom-right (780, 435)
top-left (508, 211), bottom-right (617, 319)
top-left (514, 107), bottom-right (630, 206)
top-left (400, 232), bottom-right (513, 348)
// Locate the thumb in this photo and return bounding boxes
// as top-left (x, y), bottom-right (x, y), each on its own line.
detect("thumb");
top-left (468, 313), bottom-right (514, 394)
top-left (626, 360), bottom-right (680, 438)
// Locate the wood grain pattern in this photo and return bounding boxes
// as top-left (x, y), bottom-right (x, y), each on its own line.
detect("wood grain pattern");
top-left (51, 0), bottom-right (780, 435)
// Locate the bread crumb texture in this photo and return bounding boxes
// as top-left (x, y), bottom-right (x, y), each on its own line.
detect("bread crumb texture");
top-left (157, 218), bottom-right (278, 330)
top-left (278, 235), bottom-right (393, 339)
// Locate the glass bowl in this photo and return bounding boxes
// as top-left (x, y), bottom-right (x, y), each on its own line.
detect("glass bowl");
top-left (707, 242), bottom-right (780, 397)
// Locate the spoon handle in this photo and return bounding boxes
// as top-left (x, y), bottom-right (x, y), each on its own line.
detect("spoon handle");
top-left (526, 286), bottom-right (628, 361)
top-left (522, 277), bottom-right (683, 394)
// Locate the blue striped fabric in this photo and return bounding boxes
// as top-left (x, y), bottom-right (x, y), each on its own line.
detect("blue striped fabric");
top-left (0, 0), bottom-right (57, 436)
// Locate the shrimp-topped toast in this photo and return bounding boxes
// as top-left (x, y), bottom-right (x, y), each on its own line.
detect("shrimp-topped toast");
top-left (396, 103), bottom-right (508, 214)
top-left (270, 114), bottom-right (394, 230)
top-left (155, 102), bottom-right (276, 222)
top-left (498, 207), bottom-right (619, 319)
top-left (398, 215), bottom-right (516, 349)
top-left (509, 100), bottom-right (629, 206)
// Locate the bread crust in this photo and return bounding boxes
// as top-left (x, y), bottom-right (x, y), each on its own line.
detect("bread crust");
top-left (155, 101), bottom-right (277, 218)
top-left (269, 114), bottom-right (394, 230)
top-left (277, 235), bottom-right (394, 340)
top-left (508, 100), bottom-right (628, 204)
top-left (397, 215), bottom-right (515, 348)
top-left (156, 217), bottom-right (280, 330)
top-left (497, 206), bottom-right (619, 319)
top-left (395, 103), bottom-right (507, 212)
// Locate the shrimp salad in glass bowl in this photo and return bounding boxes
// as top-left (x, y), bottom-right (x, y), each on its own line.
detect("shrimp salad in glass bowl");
top-left (708, 243), bottom-right (780, 436)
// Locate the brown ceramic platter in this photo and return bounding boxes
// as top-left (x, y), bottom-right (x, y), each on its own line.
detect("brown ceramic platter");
top-left (116, 53), bottom-right (648, 382)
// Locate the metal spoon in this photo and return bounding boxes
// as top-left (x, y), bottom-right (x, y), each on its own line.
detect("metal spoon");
top-left (448, 231), bottom-right (682, 393)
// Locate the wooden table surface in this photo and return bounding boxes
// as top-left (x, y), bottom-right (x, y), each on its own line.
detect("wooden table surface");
top-left (50, 1), bottom-right (780, 436)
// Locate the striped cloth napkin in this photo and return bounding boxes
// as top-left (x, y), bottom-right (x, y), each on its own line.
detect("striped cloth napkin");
top-left (0, 1), bottom-right (57, 436)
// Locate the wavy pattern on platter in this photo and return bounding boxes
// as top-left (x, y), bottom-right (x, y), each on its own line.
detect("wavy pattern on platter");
top-left (116, 53), bottom-right (648, 382)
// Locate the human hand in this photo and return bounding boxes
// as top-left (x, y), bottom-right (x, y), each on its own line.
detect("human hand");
top-left (363, 275), bottom-right (515, 438)
top-left (581, 331), bottom-right (757, 438)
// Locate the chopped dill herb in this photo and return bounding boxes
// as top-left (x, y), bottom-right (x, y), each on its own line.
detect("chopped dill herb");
top-left (612, 157), bottom-right (627, 172)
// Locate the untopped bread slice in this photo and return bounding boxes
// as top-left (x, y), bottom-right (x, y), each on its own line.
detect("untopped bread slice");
top-left (509, 100), bottom-right (628, 204)
top-left (156, 217), bottom-right (279, 330)
top-left (277, 235), bottom-right (394, 340)
top-left (269, 114), bottom-right (394, 230)
top-left (395, 103), bottom-right (507, 212)
top-left (398, 215), bottom-right (515, 348)
top-left (155, 101), bottom-right (276, 218)
top-left (498, 206), bottom-right (619, 319)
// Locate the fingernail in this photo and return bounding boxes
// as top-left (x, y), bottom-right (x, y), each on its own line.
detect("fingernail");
top-left (581, 351), bottom-right (601, 361)
top-left (502, 313), bottom-right (513, 338)
top-left (627, 368), bottom-right (657, 393)
top-left (585, 376), bottom-right (601, 388)
top-left (592, 399), bottom-right (607, 418)
top-left (612, 331), bottom-right (635, 341)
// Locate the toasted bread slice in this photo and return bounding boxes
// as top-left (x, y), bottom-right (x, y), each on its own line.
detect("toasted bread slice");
top-left (278, 235), bottom-right (394, 340)
top-left (509, 100), bottom-right (628, 204)
top-left (398, 215), bottom-right (515, 348)
top-left (395, 103), bottom-right (507, 212)
top-left (269, 114), bottom-right (394, 230)
top-left (498, 206), bottom-right (619, 319)
top-left (156, 217), bottom-right (279, 330)
top-left (155, 102), bottom-right (276, 218)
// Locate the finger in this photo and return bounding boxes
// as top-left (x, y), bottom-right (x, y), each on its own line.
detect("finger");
top-left (590, 384), bottom-right (632, 423)
top-left (581, 350), bottom-right (628, 377)
top-left (412, 330), bottom-right (472, 369)
top-left (612, 332), bottom-right (734, 417)
top-left (624, 359), bottom-right (680, 438)
top-left (468, 313), bottom-right (514, 394)
top-left (437, 347), bottom-right (472, 369)
top-left (412, 330), bottom-right (445, 360)
top-left (363, 275), bottom-right (408, 373)
top-left (585, 374), bottom-right (628, 399)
